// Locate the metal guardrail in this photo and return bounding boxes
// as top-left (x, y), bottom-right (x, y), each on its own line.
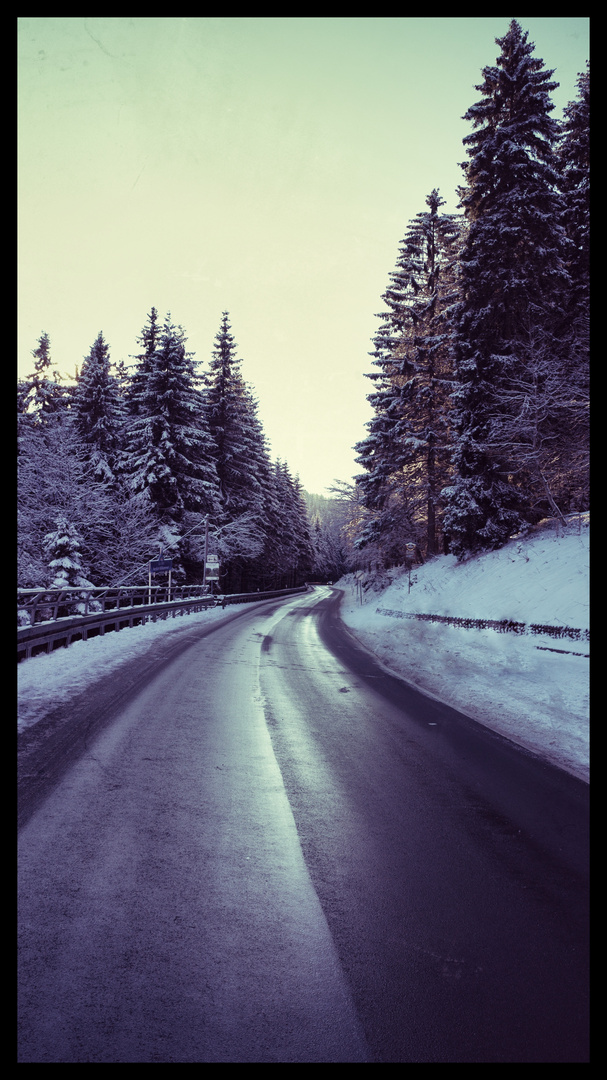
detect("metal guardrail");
top-left (17, 584), bottom-right (210, 625)
top-left (17, 585), bottom-right (309, 662)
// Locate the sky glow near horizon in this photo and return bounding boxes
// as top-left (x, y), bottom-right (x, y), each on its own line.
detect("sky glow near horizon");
top-left (18, 17), bottom-right (590, 495)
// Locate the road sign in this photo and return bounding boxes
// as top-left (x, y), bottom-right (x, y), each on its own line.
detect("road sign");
top-left (205, 555), bottom-right (220, 581)
top-left (149, 558), bottom-right (173, 574)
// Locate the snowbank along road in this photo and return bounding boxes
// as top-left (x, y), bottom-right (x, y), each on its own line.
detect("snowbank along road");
top-left (17, 587), bottom-right (589, 1063)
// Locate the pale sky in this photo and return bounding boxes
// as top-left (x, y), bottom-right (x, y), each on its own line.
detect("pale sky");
top-left (18, 17), bottom-right (590, 494)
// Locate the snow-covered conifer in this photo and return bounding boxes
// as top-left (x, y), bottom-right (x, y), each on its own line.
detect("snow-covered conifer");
top-left (268, 462), bottom-right (314, 588)
top-left (72, 331), bottom-right (124, 481)
top-left (551, 63), bottom-right (590, 512)
top-left (203, 314), bottom-right (266, 516)
top-left (121, 313), bottom-right (221, 578)
top-left (558, 62), bottom-right (590, 318)
top-left (355, 190), bottom-right (462, 561)
top-left (443, 20), bottom-right (571, 557)
top-left (18, 412), bottom-right (159, 588)
top-left (20, 332), bottom-right (69, 425)
top-left (42, 515), bottom-right (95, 609)
top-left (124, 307), bottom-right (161, 418)
top-left (124, 314), bottom-right (220, 521)
top-left (202, 313), bottom-right (272, 590)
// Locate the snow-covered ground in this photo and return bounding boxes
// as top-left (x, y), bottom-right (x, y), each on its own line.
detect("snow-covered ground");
top-left (337, 515), bottom-right (589, 783)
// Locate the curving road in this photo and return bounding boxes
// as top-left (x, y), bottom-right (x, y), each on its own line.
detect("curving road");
top-left (18, 587), bottom-right (589, 1063)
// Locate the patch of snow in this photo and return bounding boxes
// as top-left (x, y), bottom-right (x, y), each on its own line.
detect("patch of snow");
top-left (337, 517), bottom-right (589, 783)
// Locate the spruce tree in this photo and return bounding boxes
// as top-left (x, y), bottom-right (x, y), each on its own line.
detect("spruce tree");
top-left (204, 314), bottom-right (265, 516)
top-left (124, 307), bottom-right (161, 418)
top-left (553, 63), bottom-right (590, 511)
top-left (202, 313), bottom-right (269, 590)
top-left (355, 190), bottom-right (461, 561)
top-left (20, 332), bottom-right (68, 424)
top-left (270, 462), bottom-right (314, 588)
top-left (289, 470), bottom-right (315, 585)
top-left (310, 513), bottom-right (350, 582)
top-left (558, 62), bottom-right (590, 319)
top-left (73, 331), bottom-right (124, 481)
top-left (43, 516), bottom-right (93, 591)
top-left (123, 313), bottom-right (220, 571)
top-left (443, 20), bottom-right (570, 557)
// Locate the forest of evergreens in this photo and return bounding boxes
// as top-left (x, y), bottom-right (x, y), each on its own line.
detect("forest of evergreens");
top-left (18, 311), bottom-right (326, 594)
top-left (353, 22), bottom-right (589, 567)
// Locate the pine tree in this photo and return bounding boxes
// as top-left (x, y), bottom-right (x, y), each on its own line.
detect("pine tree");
top-left (479, 306), bottom-right (589, 521)
top-left (204, 314), bottom-right (265, 516)
top-left (269, 462), bottom-right (314, 588)
top-left (288, 470), bottom-right (315, 585)
top-left (43, 516), bottom-right (91, 587)
top-left (355, 190), bottom-right (461, 561)
top-left (122, 313), bottom-right (220, 573)
top-left (443, 20), bottom-right (570, 557)
top-left (40, 514), bottom-right (109, 616)
top-left (20, 332), bottom-right (69, 424)
top-left (202, 313), bottom-right (270, 590)
top-left (259, 461), bottom-right (288, 590)
top-left (558, 62), bottom-right (590, 319)
top-left (124, 307), bottom-right (161, 417)
top-left (73, 331), bottom-right (124, 481)
top-left (552, 63), bottom-right (590, 512)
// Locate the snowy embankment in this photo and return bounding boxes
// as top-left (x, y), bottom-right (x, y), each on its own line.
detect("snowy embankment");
top-left (337, 516), bottom-right (589, 784)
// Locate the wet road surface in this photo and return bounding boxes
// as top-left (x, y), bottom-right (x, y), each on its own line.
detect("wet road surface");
top-left (18, 588), bottom-right (589, 1062)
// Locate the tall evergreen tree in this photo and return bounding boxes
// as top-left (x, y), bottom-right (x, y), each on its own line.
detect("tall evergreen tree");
top-left (269, 462), bottom-right (314, 588)
top-left (124, 307), bottom-right (161, 418)
top-left (558, 62), bottom-right (590, 320)
top-left (20, 332), bottom-right (68, 425)
top-left (204, 314), bottom-right (265, 517)
top-left (552, 63), bottom-right (590, 511)
top-left (43, 516), bottom-right (93, 590)
top-left (72, 331), bottom-right (124, 481)
top-left (287, 469), bottom-right (315, 585)
top-left (443, 20), bottom-right (571, 557)
top-left (202, 313), bottom-right (270, 590)
top-left (123, 313), bottom-right (220, 570)
top-left (355, 190), bottom-right (462, 561)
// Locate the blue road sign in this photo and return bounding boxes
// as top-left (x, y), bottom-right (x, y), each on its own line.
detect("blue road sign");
top-left (149, 559), bottom-right (173, 574)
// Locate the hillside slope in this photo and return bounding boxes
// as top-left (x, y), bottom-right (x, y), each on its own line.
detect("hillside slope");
top-left (337, 516), bottom-right (589, 782)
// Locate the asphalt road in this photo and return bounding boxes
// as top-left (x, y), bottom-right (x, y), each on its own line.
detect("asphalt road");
top-left (17, 587), bottom-right (589, 1063)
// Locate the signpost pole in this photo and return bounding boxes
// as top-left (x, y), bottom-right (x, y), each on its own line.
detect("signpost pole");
top-left (405, 542), bottom-right (418, 594)
top-left (148, 550), bottom-right (173, 603)
top-left (202, 515), bottom-right (209, 591)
